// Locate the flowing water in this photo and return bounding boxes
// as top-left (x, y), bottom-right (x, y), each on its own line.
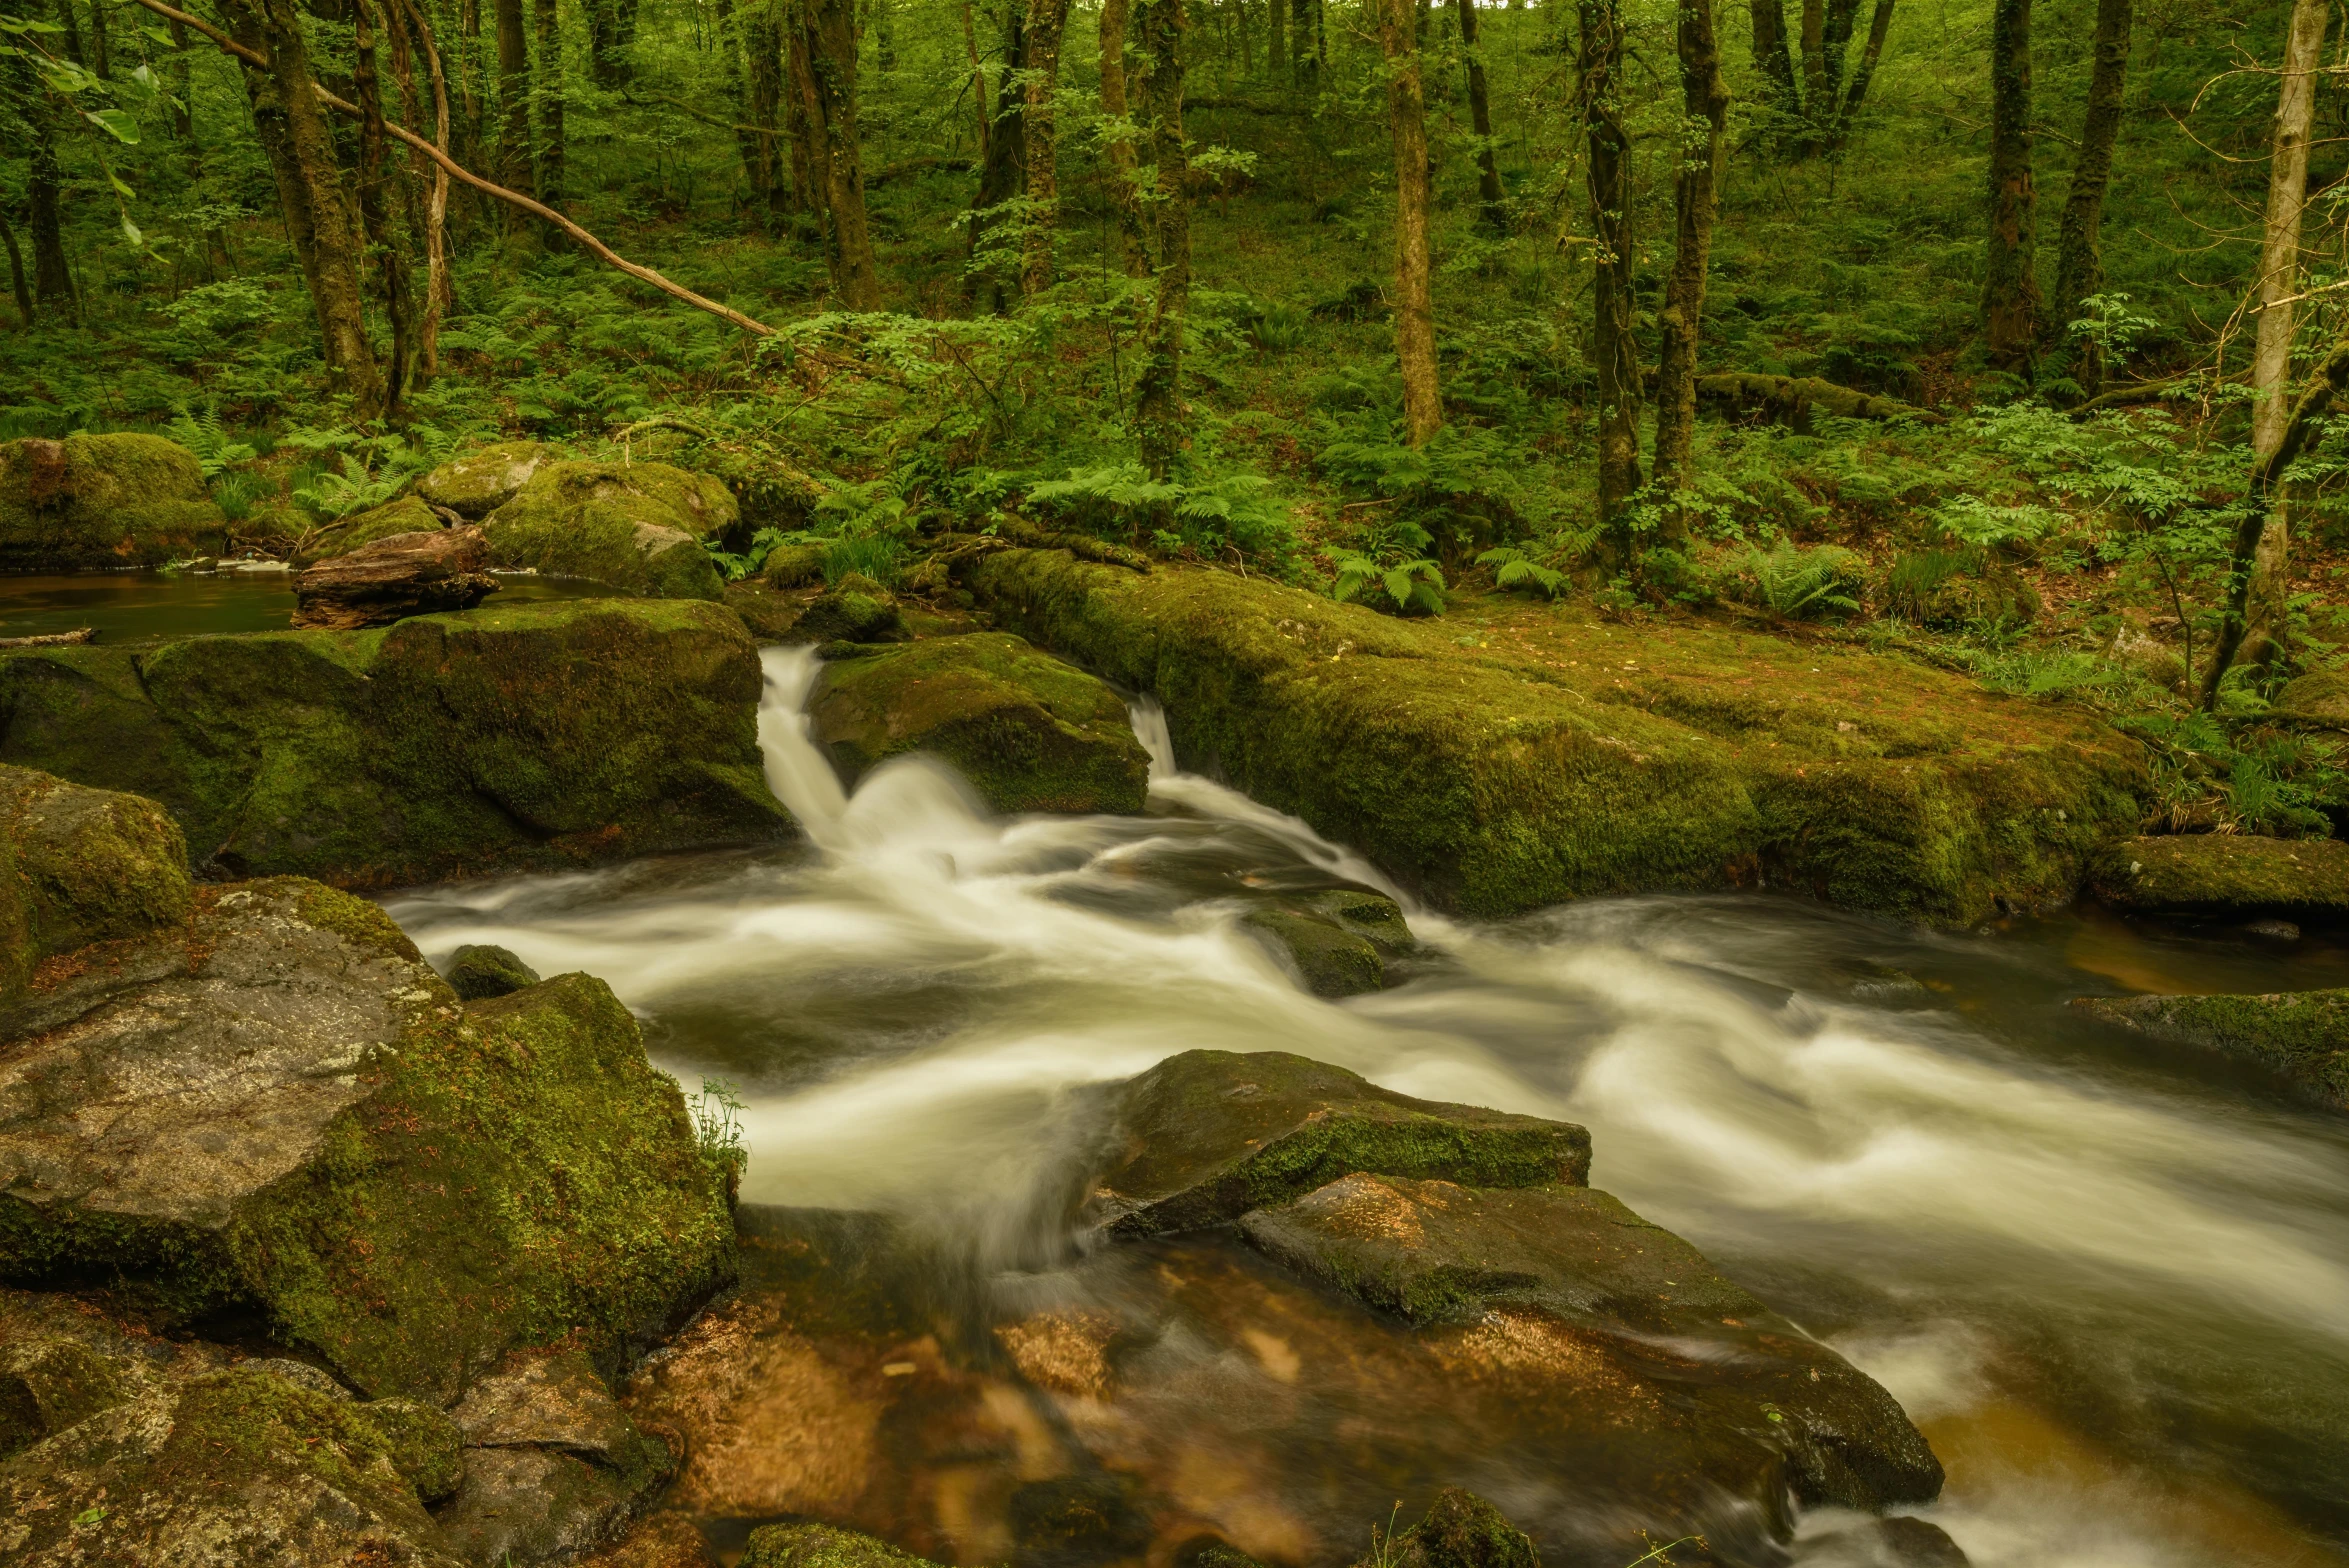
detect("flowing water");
top-left (0, 569), bottom-right (617, 643)
top-left (387, 646), bottom-right (2349, 1568)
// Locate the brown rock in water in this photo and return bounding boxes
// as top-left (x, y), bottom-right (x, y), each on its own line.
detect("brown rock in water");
top-left (291, 523), bottom-right (500, 629)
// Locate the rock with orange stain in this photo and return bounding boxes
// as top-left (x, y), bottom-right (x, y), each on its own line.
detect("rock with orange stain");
top-left (995, 1311), bottom-right (1120, 1399)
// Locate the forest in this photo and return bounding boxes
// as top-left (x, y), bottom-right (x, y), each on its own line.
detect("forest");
top-left (4, 3), bottom-right (2349, 1568)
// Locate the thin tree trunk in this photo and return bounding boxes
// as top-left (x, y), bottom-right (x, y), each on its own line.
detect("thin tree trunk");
top-left (2205, 0), bottom-right (2330, 699)
top-left (1098, 0), bottom-right (1150, 278)
top-left (1290, 0), bottom-right (1314, 83)
top-left (804, 0), bottom-right (880, 307)
top-left (747, 4), bottom-right (788, 222)
top-left (495, 0), bottom-right (532, 199)
top-left (1021, 0), bottom-right (1073, 297)
top-left (1267, 0), bottom-right (1285, 79)
top-left (0, 207), bottom-right (31, 328)
top-left (1654, 0), bottom-right (1728, 520)
top-left (1828, 0), bottom-right (1891, 146)
top-left (2049, 0), bottom-right (2129, 389)
top-left (1798, 0), bottom-right (1826, 114)
top-left (1579, 0), bottom-right (1640, 527)
top-left (402, 0), bottom-right (453, 378)
top-left (969, 4), bottom-right (1026, 308)
top-left (1453, 0), bottom-right (1505, 232)
top-left (355, 0), bottom-right (416, 415)
top-left (785, 15), bottom-right (825, 224)
top-left (1379, 0), bottom-right (1440, 446)
top-left (91, 0), bottom-right (113, 75)
top-left (1982, 0), bottom-right (2038, 378)
top-left (1131, 0), bottom-right (1189, 477)
top-left (534, 0), bottom-right (563, 226)
top-left (960, 0), bottom-right (988, 159)
top-left (459, 0), bottom-right (484, 173)
top-left (52, 0), bottom-right (85, 65)
top-left (1750, 0), bottom-right (1798, 120)
top-left (586, 0), bottom-right (622, 84)
top-left (20, 77), bottom-right (75, 317)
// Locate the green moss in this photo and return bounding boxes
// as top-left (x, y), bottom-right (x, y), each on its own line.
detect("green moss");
top-left (967, 551), bottom-right (2147, 925)
top-left (413, 440), bottom-right (558, 519)
top-left (303, 496), bottom-right (444, 562)
top-left (1243, 906), bottom-right (1385, 997)
top-left (152, 1369), bottom-right (414, 1498)
top-left (351, 1396), bottom-right (464, 1502)
top-left (0, 765), bottom-right (190, 1005)
top-left (741, 1522), bottom-right (948, 1568)
top-left (809, 631), bottom-right (1150, 814)
top-left (0, 433), bottom-right (224, 569)
top-left (481, 460), bottom-right (733, 599)
top-left (0, 1338), bottom-right (128, 1459)
top-left (444, 943), bottom-right (541, 1000)
top-left (2074, 989), bottom-right (2349, 1108)
top-left (1381, 1488), bottom-right (1540, 1568)
top-left (2275, 670), bottom-right (2349, 728)
top-left (2087, 835), bottom-right (2349, 917)
top-left (797, 573), bottom-right (908, 642)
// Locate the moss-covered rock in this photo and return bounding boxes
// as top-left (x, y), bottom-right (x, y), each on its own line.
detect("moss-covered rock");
top-left (1243, 905), bottom-right (1386, 997)
top-left (2274, 669), bottom-right (2349, 729)
top-left (0, 1337), bottom-right (130, 1459)
top-left (414, 439), bottom-right (561, 519)
top-left (0, 599), bottom-right (792, 888)
top-left (0, 878), bottom-right (738, 1402)
top-left (2071, 989), bottom-right (2349, 1109)
top-left (301, 494), bottom-right (446, 563)
top-left (2086, 835), bottom-right (2349, 919)
top-left (1883, 550), bottom-right (2041, 631)
top-left (741, 1522), bottom-right (946, 1568)
top-left (482, 460), bottom-right (735, 599)
top-left (810, 632), bottom-right (1150, 814)
top-left (1373, 1488), bottom-right (1539, 1568)
top-left (965, 552), bottom-right (2146, 925)
top-left (0, 433), bottom-right (225, 569)
top-left (437, 1351), bottom-right (675, 1564)
top-left (1241, 1172), bottom-right (1943, 1511)
top-left (761, 541), bottom-right (828, 588)
top-left (797, 572), bottom-right (908, 643)
top-left (444, 942), bottom-right (541, 1000)
top-left (1083, 1049), bottom-right (1590, 1238)
top-left (0, 765), bottom-right (191, 1011)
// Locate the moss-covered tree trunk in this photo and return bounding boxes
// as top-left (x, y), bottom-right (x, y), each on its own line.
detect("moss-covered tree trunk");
top-left (494, 0), bottom-right (532, 199)
top-left (1380, 0), bottom-right (1440, 446)
top-left (804, 0), bottom-right (881, 308)
top-left (1020, 0), bottom-right (1074, 298)
top-left (1654, 0), bottom-right (1728, 521)
top-left (1098, 0), bottom-right (1152, 278)
top-left (533, 0), bottom-right (564, 225)
top-left (1132, 0), bottom-right (1190, 477)
top-left (1982, 0), bottom-right (2038, 379)
top-left (1579, 0), bottom-right (1640, 528)
top-left (1451, 0), bottom-right (1505, 233)
top-left (1267, 0), bottom-right (1285, 78)
top-left (786, 10), bottom-right (825, 225)
top-left (745, 4), bottom-right (789, 224)
top-left (354, 0), bottom-right (417, 416)
top-left (585, 0), bottom-right (626, 84)
top-left (2049, 0), bottom-right (2130, 391)
top-left (968, 4), bottom-right (1027, 309)
top-left (1797, 0), bottom-right (1826, 117)
top-left (15, 60), bottom-right (74, 320)
top-left (0, 209), bottom-right (32, 327)
top-left (1291, 0), bottom-right (1317, 83)
top-left (1828, 0), bottom-right (1893, 148)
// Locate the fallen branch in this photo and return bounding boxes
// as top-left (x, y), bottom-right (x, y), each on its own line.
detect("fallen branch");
top-left (1692, 371), bottom-right (1950, 426)
top-left (0, 628), bottom-right (96, 649)
top-left (2068, 374), bottom-right (2200, 417)
top-left (128, 0), bottom-right (779, 339)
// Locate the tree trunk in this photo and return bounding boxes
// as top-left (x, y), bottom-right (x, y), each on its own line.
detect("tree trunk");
top-left (1453, 0), bottom-right (1505, 232)
top-left (960, 0), bottom-right (988, 158)
top-left (1749, 0), bottom-right (1798, 139)
top-left (1131, 0), bottom-right (1189, 477)
top-left (534, 0), bottom-right (564, 224)
top-left (1982, 0), bottom-right (2038, 378)
top-left (786, 15), bottom-right (826, 225)
top-left (1098, 0), bottom-right (1151, 278)
top-left (1021, 0), bottom-right (1073, 297)
top-left (1267, 0), bottom-right (1285, 79)
top-left (21, 72), bottom-right (75, 318)
top-left (1579, 0), bottom-right (1640, 527)
top-left (495, 0), bottom-right (532, 199)
top-left (354, 0), bottom-right (417, 416)
top-left (1379, 0), bottom-right (1440, 446)
top-left (585, 0), bottom-right (623, 84)
top-left (968, 5), bottom-right (1026, 309)
top-left (2205, 0), bottom-right (2330, 699)
top-left (1290, 0), bottom-right (1315, 83)
top-left (0, 207), bottom-right (33, 328)
top-left (52, 0), bottom-right (84, 65)
top-left (803, 0), bottom-right (881, 308)
top-left (1654, 0), bottom-right (1728, 518)
top-left (747, 5), bottom-right (789, 223)
top-left (1828, 0), bottom-right (1892, 146)
top-left (1797, 0), bottom-right (1826, 114)
top-left (399, 0), bottom-right (454, 380)
top-left (2048, 0), bottom-right (2129, 389)
top-left (91, 0), bottom-right (113, 76)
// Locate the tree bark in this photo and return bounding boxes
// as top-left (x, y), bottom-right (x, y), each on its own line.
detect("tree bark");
top-left (585, 0), bottom-right (625, 84)
top-left (1131, 0), bottom-right (1189, 477)
top-left (1452, 0), bottom-right (1505, 232)
top-left (21, 78), bottom-right (75, 318)
top-left (355, 0), bottom-right (417, 415)
top-left (0, 207), bottom-right (34, 328)
top-left (786, 9), bottom-right (825, 224)
top-left (1378, 0), bottom-right (1439, 446)
top-left (1267, 0), bottom-right (1285, 78)
top-left (398, 0), bottom-right (453, 380)
top-left (1797, 0), bottom-right (1826, 113)
top-left (803, 0), bottom-right (880, 308)
top-left (1749, 0), bottom-right (1798, 138)
top-left (2049, 0), bottom-right (2129, 389)
top-left (1828, 0), bottom-right (1892, 145)
top-left (746, 3), bottom-right (789, 223)
top-left (1982, 0), bottom-right (2038, 378)
top-left (1098, 0), bottom-right (1151, 278)
top-left (1653, 0), bottom-right (1728, 518)
top-left (494, 0), bottom-right (532, 198)
top-left (1579, 0), bottom-right (1640, 526)
top-left (534, 0), bottom-right (563, 224)
top-left (91, 0), bottom-right (113, 76)
top-left (1021, 0), bottom-right (1073, 297)
top-left (1290, 0), bottom-right (1315, 83)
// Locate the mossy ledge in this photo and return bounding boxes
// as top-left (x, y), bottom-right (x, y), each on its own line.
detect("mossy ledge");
top-left (0, 598), bottom-right (793, 888)
top-left (966, 550), bottom-right (2149, 924)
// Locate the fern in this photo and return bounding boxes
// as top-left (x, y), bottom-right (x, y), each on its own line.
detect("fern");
top-left (1479, 546), bottom-right (1565, 598)
top-left (165, 410), bottom-right (257, 479)
top-left (1333, 550), bottom-right (1445, 615)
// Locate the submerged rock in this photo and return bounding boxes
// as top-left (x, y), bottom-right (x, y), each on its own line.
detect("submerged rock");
top-left (797, 572), bottom-right (909, 644)
top-left (415, 439), bottom-right (561, 519)
top-left (0, 764), bottom-right (191, 1012)
top-left (292, 522), bottom-right (501, 629)
top-left (1238, 1173), bottom-right (1944, 1510)
top-left (1084, 1049), bottom-right (1591, 1237)
top-left (0, 877), bottom-right (738, 1402)
top-left (0, 599), bottom-right (791, 888)
top-left (2087, 835), bottom-right (2349, 920)
top-left (0, 433), bottom-right (225, 569)
top-left (444, 942), bottom-right (542, 1000)
top-left (482, 460), bottom-right (734, 599)
top-left (2072, 988), bottom-right (2348, 1109)
top-left (1243, 890), bottom-right (1413, 998)
top-left (741, 1522), bottom-right (944, 1568)
top-left (810, 631), bottom-right (1150, 815)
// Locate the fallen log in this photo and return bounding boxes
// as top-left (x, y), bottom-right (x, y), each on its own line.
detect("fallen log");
top-left (292, 526), bottom-right (500, 630)
top-left (1694, 372), bottom-right (1950, 427)
top-left (0, 628), bottom-right (96, 649)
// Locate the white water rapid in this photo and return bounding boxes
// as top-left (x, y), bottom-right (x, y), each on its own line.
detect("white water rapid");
top-left (387, 645), bottom-right (2349, 1568)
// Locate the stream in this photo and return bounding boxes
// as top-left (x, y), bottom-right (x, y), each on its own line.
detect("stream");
top-left (387, 646), bottom-right (2349, 1568)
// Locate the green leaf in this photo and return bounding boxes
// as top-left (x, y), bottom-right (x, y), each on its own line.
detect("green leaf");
top-left (120, 216), bottom-right (145, 249)
top-left (83, 107), bottom-right (140, 144)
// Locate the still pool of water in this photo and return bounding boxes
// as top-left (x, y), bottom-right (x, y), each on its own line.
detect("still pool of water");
top-left (0, 569), bottom-right (621, 643)
top-left (387, 647), bottom-right (2349, 1568)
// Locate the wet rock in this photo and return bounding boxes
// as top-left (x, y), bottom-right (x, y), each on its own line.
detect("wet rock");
top-left (994, 1308), bottom-right (1119, 1398)
top-left (0, 1365), bottom-right (467, 1568)
top-left (1084, 1049), bottom-right (1591, 1238)
top-left (293, 522), bottom-right (501, 630)
top-left (1174, 1539), bottom-right (1273, 1568)
top-left (741, 1522), bottom-right (945, 1568)
top-left (455, 1349), bottom-right (638, 1456)
top-left (301, 494), bottom-right (449, 563)
top-left (797, 572), bottom-right (909, 644)
top-left (415, 440), bottom-right (561, 519)
top-left (1244, 903), bottom-right (1389, 997)
top-left (1235, 1172), bottom-right (1944, 1509)
top-left (482, 460), bottom-right (734, 599)
top-left (1010, 1472), bottom-right (1153, 1568)
top-left (0, 764), bottom-right (191, 1012)
top-left (0, 1337), bottom-right (129, 1458)
top-left (811, 632), bottom-right (1150, 815)
top-left (577, 1512), bottom-right (721, 1568)
top-left (363, 1394), bottom-right (466, 1501)
top-left (1802, 1515), bottom-right (1969, 1567)
top-left (444, 942), bottom-right (542, 1000)
top-left (0, 600), bottom-right (792, 888)
top-left (725, 579), bottom-right (806, 639)
top-left (436, 1356), bottom-right (674, 1567)
top-left (2071, 988), bottom-right (2348, 1110)
top-left (1374, 1487), bottom-right (1538, 1568)
top-left (0, 877), bottom-right (738, 1402)
top-left (2272, 669), bottom-right (2349, 729)
top-left (0, 433), bottom-right (225, 569)
top-left (2086, 835), bottom-right (2349, 920)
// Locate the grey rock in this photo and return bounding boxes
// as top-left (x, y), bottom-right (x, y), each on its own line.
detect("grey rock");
top-left (435, 1436), bottom-right (672, 1567)
top-left (454, 1350), bottom-right (635, 1457)
top-left (237, 1357), bottom-right (352, 1401)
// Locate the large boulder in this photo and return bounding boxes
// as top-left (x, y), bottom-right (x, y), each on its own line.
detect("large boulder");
top-left (0, 876), bottom-right (738, 1402)
top-left (0, 433), bottom-right (225, 569)
top-left (481, 461), bottom-right (735, 599)
top-left (1082, 1050), bottom-right (1591, 1238)
top-left (810, 632), bottom-right (1150, 815)
top-left (2273, 669), bottom-right (2349, 729)
top-left (415, 440), bottom-right (561, 520)
top-left (2087, 835), bottom-right (2349, 920)
top-left (293, 523), bottom-right (500, 630)
top-left (0, 765), bottom-right (191, 1012)
top-left (2072, 989), bottom-right (2348, 1109)
top-left (0, 599), bottom-right (792, 888)
top-left (965, 551), bottom-right (2148, 924)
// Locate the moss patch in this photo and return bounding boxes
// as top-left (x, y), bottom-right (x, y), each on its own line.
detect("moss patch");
top-left (481, 460), bottom-right (734, 599)
top-left (742, 1522), bottom-right (946, 1568)
top-left (1242, 906), bottom-right (1385, 997)
top-left (0, 433), bottom-right (224, 569)
top-left (2086, 835), bottom-right (2349, 918)
top-left (2072, 989), bottom-right (2349, 1109)
top-left (965, 551), bottom-right (2148, 925)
